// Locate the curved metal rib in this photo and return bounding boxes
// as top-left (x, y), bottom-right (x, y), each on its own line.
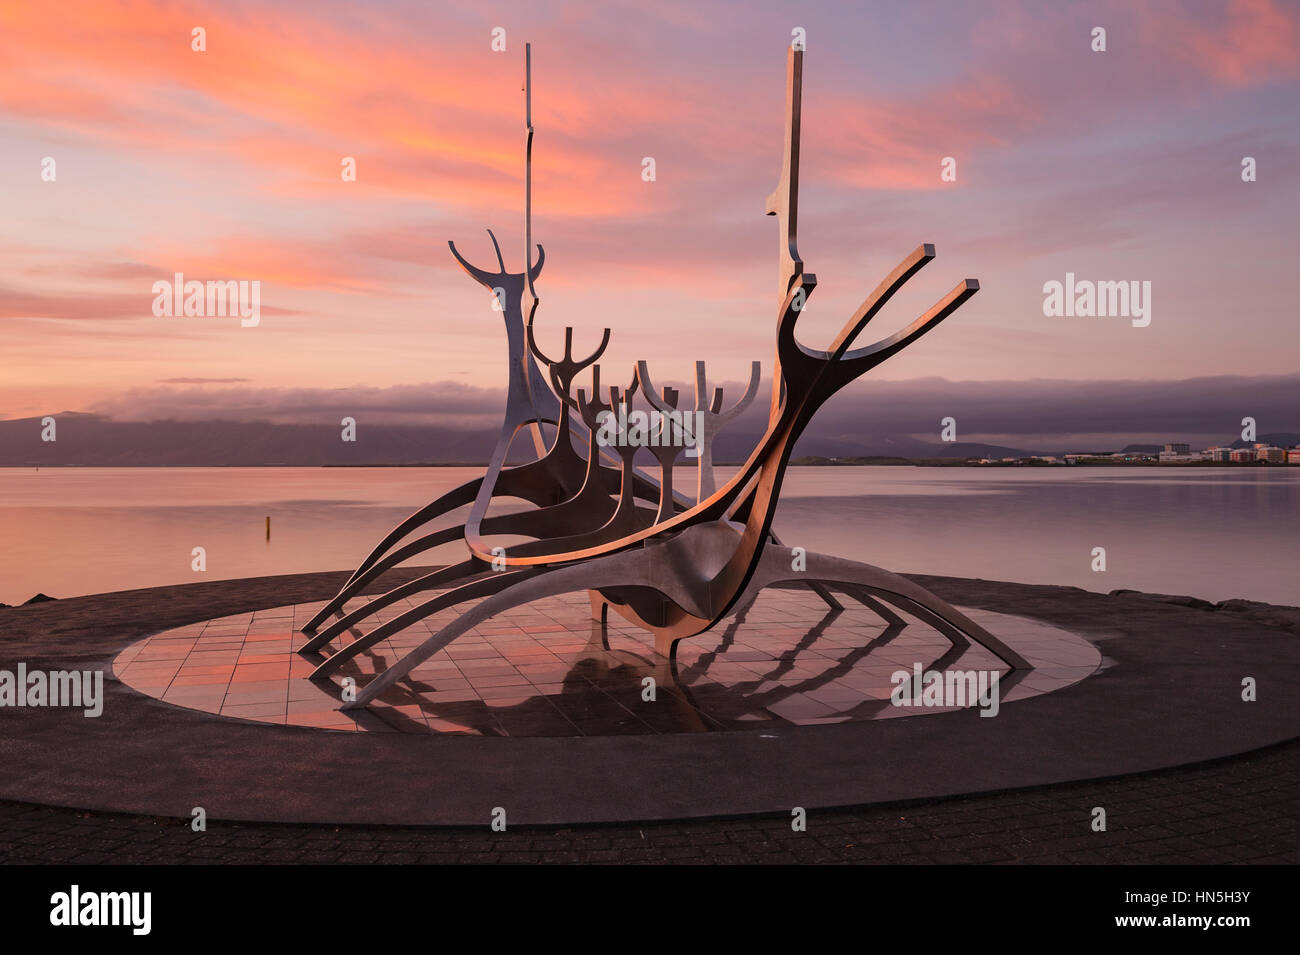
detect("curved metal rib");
top-left (304, 559), bottom-right (487, 659)
top-left (302, 476), bottom-right (483, 633)
top-left (742, 544), bottom-right (1031, 671)
top-left (320, 568), bottom-right (545, 685)
top-left (344, 554), bottom-right (656, 709)
top-left (308, 449), bottom-right (639, 655)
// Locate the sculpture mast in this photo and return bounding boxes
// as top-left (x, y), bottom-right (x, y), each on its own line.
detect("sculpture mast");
top-left (523, 43), bottom-right (540, 333)
top-left (764, 47), bottom-right (810, 415)
top-left (765, 47), bottom-right (806, 307)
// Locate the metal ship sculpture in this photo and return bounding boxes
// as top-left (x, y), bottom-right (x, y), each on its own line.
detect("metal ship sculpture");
top-left (299, 45), bottom-right (1029, 710)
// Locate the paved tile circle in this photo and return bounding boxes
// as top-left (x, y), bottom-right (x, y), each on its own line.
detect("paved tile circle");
top-left (115, 587), bottom-right (1101, 736)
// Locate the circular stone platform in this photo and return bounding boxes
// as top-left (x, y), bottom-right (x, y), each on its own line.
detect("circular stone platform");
top-left (114, 589), bottom-right (1100, 735)
top-left (1, 568), bottom-right (1297, 826)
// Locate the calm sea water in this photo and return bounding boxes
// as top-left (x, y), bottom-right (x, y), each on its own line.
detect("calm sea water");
top-left (0, 466), bottom-right (1295, 607)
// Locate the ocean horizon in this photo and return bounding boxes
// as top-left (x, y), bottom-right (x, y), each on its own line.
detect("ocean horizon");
top-left (4, 465), bottom-right (1295, 607)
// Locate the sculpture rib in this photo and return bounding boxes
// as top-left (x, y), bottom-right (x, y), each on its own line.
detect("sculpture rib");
top-left (346, 527), bottom-right (1026, 710)
top-left (303, 559), bottom-right (486, 659)
top-left (302, 476), bottom-right (484, 632)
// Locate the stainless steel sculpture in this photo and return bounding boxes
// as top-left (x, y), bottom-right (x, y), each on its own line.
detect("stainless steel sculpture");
top-left (301, 45), bottom-right (1031, 710)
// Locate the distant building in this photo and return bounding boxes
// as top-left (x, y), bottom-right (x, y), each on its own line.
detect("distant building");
top-left (1230, 448), bottom-right (1257, 463)
top-left (1288, 449), bottom-right (1300, 465)
top-left (1205, 447), bottom-right (1231, 462)
top-left (1158, 442), bottom-right (1195, 464)
top-left (1258, 446), bottom-right (1285, 464)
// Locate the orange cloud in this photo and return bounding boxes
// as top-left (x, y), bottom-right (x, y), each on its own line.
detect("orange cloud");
top-left (0, 1), bottom-right (671, 217)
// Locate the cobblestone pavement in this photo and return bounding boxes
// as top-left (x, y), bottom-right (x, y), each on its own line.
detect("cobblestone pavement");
top-left (2, 739), bottom-right (1294, 865)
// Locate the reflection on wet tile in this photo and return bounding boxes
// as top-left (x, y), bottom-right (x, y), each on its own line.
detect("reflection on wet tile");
top-left (113, 587), bottom-right (1101, 737)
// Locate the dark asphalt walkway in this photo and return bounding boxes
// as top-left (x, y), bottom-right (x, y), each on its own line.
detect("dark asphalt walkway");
top-left (2, 738), bottom-right (1294, 864)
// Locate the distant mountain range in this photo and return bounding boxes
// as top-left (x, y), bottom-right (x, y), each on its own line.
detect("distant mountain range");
top-left (1, 412), bottom-right (1294, 466)
top-left (0, 413), bottom-right (501, 466)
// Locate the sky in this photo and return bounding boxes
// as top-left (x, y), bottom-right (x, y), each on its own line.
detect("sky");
top-left (2, 0), bottom-right (1298, 443)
